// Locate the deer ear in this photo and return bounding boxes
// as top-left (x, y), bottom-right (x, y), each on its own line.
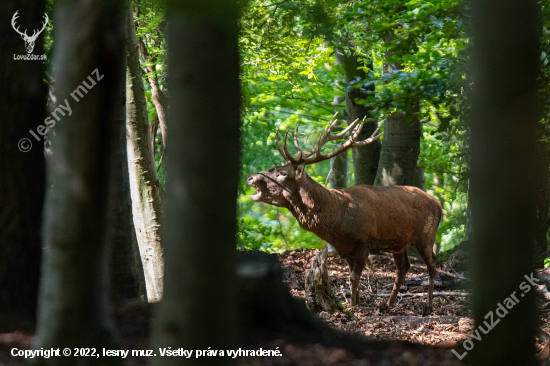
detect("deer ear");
top-left (295, 163), bottom-right (306, 180)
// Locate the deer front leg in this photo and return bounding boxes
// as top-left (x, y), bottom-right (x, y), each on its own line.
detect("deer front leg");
top-left (388, 250), bottom-right (410, 308)
top-left (348, 256), bottom-right (367, 306)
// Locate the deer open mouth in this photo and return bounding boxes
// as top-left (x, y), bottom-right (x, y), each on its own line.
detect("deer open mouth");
top-left (250, 190), bottom-right (262, 202)
top-left (247, 174), bottom-right (271, 202)
top-left (247, 175), bottom-right (266, 202)
top-left (250, 182), bottom-right (267, 202)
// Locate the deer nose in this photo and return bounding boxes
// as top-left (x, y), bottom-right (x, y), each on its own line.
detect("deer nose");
top-left (247, 175), bottom-right (255, 185)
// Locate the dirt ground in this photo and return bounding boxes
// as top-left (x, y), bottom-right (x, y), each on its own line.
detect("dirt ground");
top-left (275, 247), bottom-right (550, 365)
top-left (280, 248), bottom-right (472, 346)
top-left (2, 246), bottom-right (549, 365)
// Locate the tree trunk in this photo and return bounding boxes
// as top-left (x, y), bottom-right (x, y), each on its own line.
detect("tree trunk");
top-left (467, 0), bottom-right (540, 364)
top-left (373, 112), bottom-right (421, 186)
top-left (126, 2), bottom-right (165, 302)
top-left (533, 140), bottom-right (550, 269)
top-left (329, 148), bottom-right (347, 188)
top-left (343, 53), bottom-right (381, 185)
top-left (151, 0), bottom-right (240, 364)
top-left (109, 86), bottom-right (147, 301)
top-left (374, 37), bottom-right (421, 187)
top-left (0, 0), bottom-right (46, 319)
top-left (31, 0), bottom-right (126, 362)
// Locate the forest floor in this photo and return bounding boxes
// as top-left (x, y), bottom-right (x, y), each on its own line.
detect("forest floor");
top-left (2, 246), bottom-right (550, 366)
top-left (272, 246), bottom-right (550, 365)
top-left (280, 247), bottom-right (472, 346)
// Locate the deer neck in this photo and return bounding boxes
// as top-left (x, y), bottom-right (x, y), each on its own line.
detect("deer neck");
top-left (286, 174), bottom-right (334, 232)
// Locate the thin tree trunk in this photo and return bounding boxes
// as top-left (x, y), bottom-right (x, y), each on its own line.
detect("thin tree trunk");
top-left (412, 166), bottom-right (426, 192)
top-left (467, 0), bottom-right (540, 364)
top-left (329, 52), bottom-right (348, 189)
top-left (138, 41), bottom-right (168, 148)
top-left (126, 3), bottom-right (164, 302)
top-left (329, 147), bottom-right (347, 189)
top-left (151, 0), bottom-right (240, 364)
top-left (31, 0), bottom-right (126, 362)
top-left (134, 1), bottom-right (168, 150)
top-left (0, 0), bottom-right (46, 319)
top-left (343, 53), bottom-right (381, 185)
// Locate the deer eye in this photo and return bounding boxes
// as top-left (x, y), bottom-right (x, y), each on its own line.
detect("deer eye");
top-left (277, 172), bottom-right (287, 178)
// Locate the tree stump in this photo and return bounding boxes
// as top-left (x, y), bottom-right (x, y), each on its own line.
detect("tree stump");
top-left (305, 246), bottom-right (338, 312)
top-left (236, 250), bottom-right (325, 332)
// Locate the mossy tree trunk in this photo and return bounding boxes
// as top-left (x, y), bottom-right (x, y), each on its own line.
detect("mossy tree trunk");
top-left (0, 0), bottom-right (46, 319)
top-left (373, 112), bottom-right (421, 187)
top-left (31, 0), bottom-right (126, 363)
top-left (374, 37), bottom-right (421, 188)
top-left (126, 2), bottom-right (164, 302)
top-left (151, 0), bottom-right (240, 364)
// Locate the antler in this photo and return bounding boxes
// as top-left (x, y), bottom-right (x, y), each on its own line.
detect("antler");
top-left (11, 11), bottom-right (27, 38)
top-left (275, 112), bottom-right (384, 165)
top-left (275, 112), bottom-right (339, 164)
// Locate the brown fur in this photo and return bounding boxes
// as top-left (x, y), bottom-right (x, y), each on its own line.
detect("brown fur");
top-left (248, 162), bottom-right (442, 315)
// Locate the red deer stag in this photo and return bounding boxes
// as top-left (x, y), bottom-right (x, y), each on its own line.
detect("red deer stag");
top-left (247, 114), bottom-right (442, 315)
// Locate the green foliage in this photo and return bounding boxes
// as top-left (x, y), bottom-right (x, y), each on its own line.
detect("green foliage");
top-left (135, 0), bottom-right (167, 80)
top-left (133, 0), bottom-right (167, 185)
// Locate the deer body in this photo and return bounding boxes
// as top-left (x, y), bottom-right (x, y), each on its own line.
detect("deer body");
top-left (248, 114), bottom-right (442, 315)
top-left (284, 175), bottom-right (440, 249)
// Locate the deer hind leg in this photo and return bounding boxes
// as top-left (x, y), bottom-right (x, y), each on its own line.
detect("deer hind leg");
top-left (388, 250), bottom-right (410, 308)
top-left (419, 248), bottom-right (437, 316)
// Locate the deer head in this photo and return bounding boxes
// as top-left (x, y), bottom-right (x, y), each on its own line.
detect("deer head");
top-left (12, 11), bottom-right (49, 54)
top-left (247, 113), bottom-right (383, 207)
